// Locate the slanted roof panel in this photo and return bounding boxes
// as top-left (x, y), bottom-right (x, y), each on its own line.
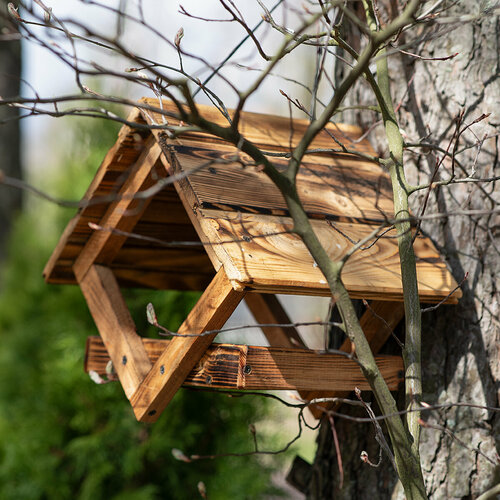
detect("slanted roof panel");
top-left (45, 98), bottom-right (461, 303)
top-left (165, 139), bottom-right (393, 224)
top-left (195, 210), bottom-right (458, 302)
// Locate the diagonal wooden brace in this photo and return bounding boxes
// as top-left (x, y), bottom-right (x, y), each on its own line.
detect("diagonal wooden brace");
top-left (244, 293), bottom-right (306, 348)
top-left (244, 293), bottom-right (311, 410)
top-left (130, 268), bottom-right (245, 422)
top-left (74, 137), bottom-right (164, 282)
top-left (79, 265), bottom-right (152, 399)
top-left (302, 300), bottom-right (405, 418)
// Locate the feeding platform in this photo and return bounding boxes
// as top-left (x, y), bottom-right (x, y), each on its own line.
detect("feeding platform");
top-left (44, 99), bottom-right (461, 422)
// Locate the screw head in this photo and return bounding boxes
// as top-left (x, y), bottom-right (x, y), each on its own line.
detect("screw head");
top-left (243, 365), bottom-right (252, 375)
top-left (160, 365), bottom-right (165, 375)
top-left (122, 355), bottom-right (127, 365)
top-left (205, 375), bottom-right (212, 384)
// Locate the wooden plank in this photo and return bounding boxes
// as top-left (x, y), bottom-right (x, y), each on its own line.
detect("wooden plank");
top-left (148, 103), bottom-right (391, 283)
top-left (77, 107), bottom-right (147, 210)
top-left (74, 137), bottom-right (164, 282)
top-left (79, 265), bottom-right (152, 399)
top-left (302, 300), bottom-right (405, 419)
top-left (111, 247), bottom-right (213, 273)
top-left (43, 214), bottom-right (81, 283)
top-left (244, 293), bottom-right (305, 348)
top-left (245, 292), bottom-right (324, 419)
top-left (344, 300), bottom-right (405, 354)
top-left (111, 267), bottom-right (213, 291)
top-left (85, 337), bottom-right (404, 392)
top-left (199, 210), bottom-right (461, 303)
top-left (125, 220), bottom-right (201, 243)
top-left (129, 268), bottom-right (245, 422)
top-left (139, 98), bottom-right (377, 156)
top-left (167, 140), bottom-right (394, 224)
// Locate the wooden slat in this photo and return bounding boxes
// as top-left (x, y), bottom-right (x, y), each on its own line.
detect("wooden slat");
top-left (74, 137), bottom-right (164, 282)
top-left (43, 214), bottom-right (81, 283)
top-left (111, 247), bottom-right (213, 273)
top-left (343, 300), bottom-right (406, 354)
top-left (245, 292), bottom-right (325, 419)
top-left (167, 140), bottom-right (394, 224)
top-left (139, 98), bottom-right (376, 156)
top-left (46, 98), bottom-right (461, 307)
top-left (198, 210), bottom-right (461, 303)
top-left (129, 268), bottom-right (245, 422)
top-left (244, 293), bottom-right (306, 348)
top-left (85, 337), bottom-right (404, 392)
top-left (302, 300), bottom-right (405, 418)
top-left (79, 265), bottom-right (152, 399)
top-left (111, 267), bottom-right (213, 291)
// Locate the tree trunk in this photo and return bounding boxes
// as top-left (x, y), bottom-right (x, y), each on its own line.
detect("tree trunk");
top-left (0, 1), bottom-right (22, 262)
top-left (308, 3), bottom-right (500, 498)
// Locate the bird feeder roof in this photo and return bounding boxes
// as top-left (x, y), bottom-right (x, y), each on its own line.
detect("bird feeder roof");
top-left (44, 98), bottom-right (461, 304)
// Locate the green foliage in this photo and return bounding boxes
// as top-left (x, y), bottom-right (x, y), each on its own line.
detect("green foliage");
top-left (0, 116), bottom-right (281, 499)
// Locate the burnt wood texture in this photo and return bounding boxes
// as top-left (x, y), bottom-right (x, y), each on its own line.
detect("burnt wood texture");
top-left (43, 99), bottom-right (461, 422)
top-left (44, 98), bottom-right (461, 303)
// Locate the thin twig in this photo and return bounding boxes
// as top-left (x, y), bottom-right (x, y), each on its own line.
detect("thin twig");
top-left (354, 388), bottom-right (397, 470)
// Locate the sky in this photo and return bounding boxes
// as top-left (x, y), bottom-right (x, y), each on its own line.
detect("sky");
top-left (21, 1), bottom-right (313, 168)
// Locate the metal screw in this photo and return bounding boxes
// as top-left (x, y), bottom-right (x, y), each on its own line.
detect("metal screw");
top-left (122, 355), bottom-right (127, 365)
top-left (148, 410), bottom-right (157, 416)
top-left (160, 365), bottom-right (165, 375)
top-left (208, 167), bottom-right (217, 174)
top-left (243, 365), bottom-right (252, 375)
top-left (205, 375), bottom-right (212, 384)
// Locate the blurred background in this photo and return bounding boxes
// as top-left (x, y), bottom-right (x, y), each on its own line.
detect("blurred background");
top-left (0, 1), bottom-right (329, 498)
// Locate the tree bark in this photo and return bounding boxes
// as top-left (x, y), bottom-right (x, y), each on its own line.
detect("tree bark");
top-left (308, 2), bottom-right (500, 498)
top-left (0, 1), bottom-right (22, 262)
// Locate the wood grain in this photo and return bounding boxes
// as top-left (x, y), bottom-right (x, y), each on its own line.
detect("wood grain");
top-left (199, 210), bottom-right (461, 303)
top-left (139, 97), bottom-right (376, 156)
top-left (129, 268), bottom-right (245, 422)
top-left (79, 265), bottom-right (151, 399)
top-left (46, 98), bottom-right (461, 307)
top-left (165, 139), bottom-right (394, 224)
top-left (73, 138), bottom-right (164, 282)
top-left (85, 336), bottom-right (404, 392)
top-left (44, 108), bottom-right (150, 283)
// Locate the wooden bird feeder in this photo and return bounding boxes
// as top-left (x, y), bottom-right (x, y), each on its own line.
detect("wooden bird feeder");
top-left (44, 99), bottom-right (461, 422)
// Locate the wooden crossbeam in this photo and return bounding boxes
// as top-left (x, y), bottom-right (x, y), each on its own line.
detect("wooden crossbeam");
top-left (130, 268), bottom-right (245, 422)
top-left (74, 136), bottom-right (164, 283)
top-left (85, 337), bottom-right (404, 392)
top-left (79, 265), bottom-right (152, 399)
